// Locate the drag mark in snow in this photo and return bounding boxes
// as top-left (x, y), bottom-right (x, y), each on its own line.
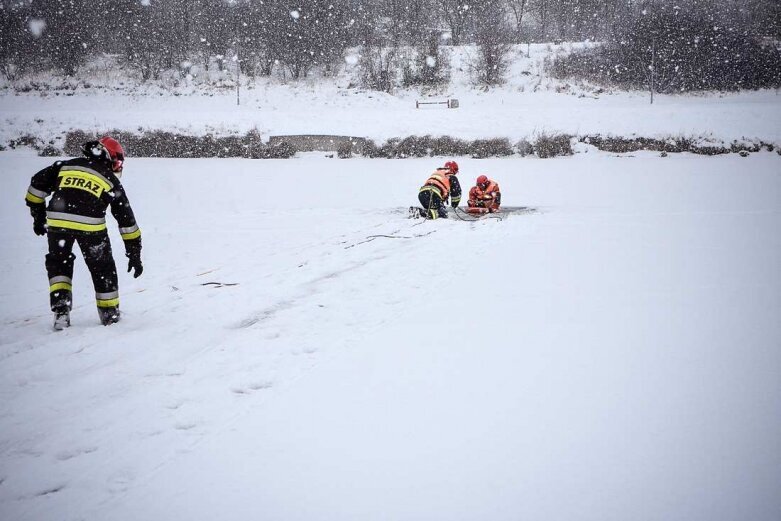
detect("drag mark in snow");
top-left (55, 446), bottom-right (98, 461)
top-left (34, 484), bottom-right (66, 497)
top-left (232, 299), bottom-right (296, 329)
top-left (231, 259), bottom-right (374, 329)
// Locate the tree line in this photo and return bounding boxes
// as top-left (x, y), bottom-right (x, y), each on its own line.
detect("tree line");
top-left (1, 0), bottom-right (779, 90)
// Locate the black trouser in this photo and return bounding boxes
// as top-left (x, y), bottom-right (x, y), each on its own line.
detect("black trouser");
top-left (46, 230), bottom-right (119, 312)
top-left (418, 189), bottom-right (448, 219)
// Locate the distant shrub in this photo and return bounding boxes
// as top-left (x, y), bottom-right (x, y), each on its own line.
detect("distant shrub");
top-left (374, 138), bottom-right (400, 158)
top-left (8, 134), bottom-right (40, 150)
top-left (396, 136), bottom-right (432, 158)
top-left (430, 135), bottom-right (471, 157)
top-left (360, 139), bottom-right (380, 158)
top-left (535, 134), bottom-right (573, 158)
top-left (730, 141), bottom-right (762, 154)
top-left (548, 5), bottom-right (781, 92)
top-left (580, 135), bottom-right (695, 154)
top-left (61, 129), bottom-right (296, 159)
top-left (470, 138), bottom-right (514, 158)
top-left (514, 139), bottom-right (534, 157)
top-left (690, 144), bottom-right (730, 155)
top-left (64, 130), bottom-right (91, 155)
top-left (263, 141), bottom-right (296, 159)
top-left (39, 145), bottom-right (62, 157)
top-left (214, 136), bottom-right (248, 158)
top-left (337, 141), bottom-right (352, 158)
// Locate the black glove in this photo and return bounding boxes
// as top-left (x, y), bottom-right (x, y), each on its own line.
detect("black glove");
top-left (126, 252), bottom-right (143, 278)
top-left (31, 208), bottom-right (47, 236)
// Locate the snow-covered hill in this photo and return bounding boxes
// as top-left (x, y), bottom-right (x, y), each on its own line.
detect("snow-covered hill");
top-left (2, 44), bottom-right (780, 148)
top-left (1, 150), bottom-right (779, 520)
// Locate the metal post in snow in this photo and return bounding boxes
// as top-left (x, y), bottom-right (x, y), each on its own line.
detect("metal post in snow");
top-left (650, 38), bottom-right (655, 105)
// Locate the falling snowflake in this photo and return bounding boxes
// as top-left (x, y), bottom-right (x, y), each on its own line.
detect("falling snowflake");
top-left (425, 56), bottom-right (436, 68)
top-left (28, 19), bottom-right (46, 38)
top-left (290, 10), bottom-right (300, 19)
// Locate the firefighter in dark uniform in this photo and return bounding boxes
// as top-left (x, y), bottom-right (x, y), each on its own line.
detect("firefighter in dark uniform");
top-left (25, 136), bottom-right (143, 329)
top-left (416, 160), bottom-right (462, 219)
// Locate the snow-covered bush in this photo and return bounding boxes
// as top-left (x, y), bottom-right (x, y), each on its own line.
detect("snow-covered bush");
top-left (514, 139), bottom-right (534, 157)
top-left (470, 138), bottom-right (514, 158)
top-left (534, 134), bottom-right (573, 158)
top-left (429, 136), bottom-right (471, 157)
top-left (337, 141), bottom-right (353, 158)
top-left (401, 35), bottom-right (450, 88)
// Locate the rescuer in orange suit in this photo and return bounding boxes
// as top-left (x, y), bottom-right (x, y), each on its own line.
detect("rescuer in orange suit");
top-left (467, 175), bottom-right (501, 214)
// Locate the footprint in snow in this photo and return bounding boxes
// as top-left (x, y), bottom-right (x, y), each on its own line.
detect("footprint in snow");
top-left (107, 471), bottom-right (135, 494)
top-left (55, 446), bottom-right (98, 461)
top-left (231, 380), bottom-right (274, 395)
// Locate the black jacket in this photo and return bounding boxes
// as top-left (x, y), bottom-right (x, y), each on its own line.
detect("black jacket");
top-left (25, 157), bottom-right (141, 253)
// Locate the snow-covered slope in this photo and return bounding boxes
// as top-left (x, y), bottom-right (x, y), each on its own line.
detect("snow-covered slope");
top-left (2, 44), bottom-right (780, 146)
top-left (1, 150), bottom-right (779, 520)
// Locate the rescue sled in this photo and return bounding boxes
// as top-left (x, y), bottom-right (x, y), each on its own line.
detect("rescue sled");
top-left (449, 206), bottom-right (536, 220)
top-left (405, 206), bottom-right (536, 220)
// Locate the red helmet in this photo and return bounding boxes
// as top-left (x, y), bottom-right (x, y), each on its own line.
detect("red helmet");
top-left (444, 160), bottom-right (458, 174)
top-left (99, 136), bottom-right (125, 172)
top-left (476, 174), bottom-right (488, 187)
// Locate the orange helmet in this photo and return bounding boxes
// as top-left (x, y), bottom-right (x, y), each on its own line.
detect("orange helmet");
top-left (476, 174), bottom-right (488, 187)
top-left (444, 160), bottom-right (458, 174)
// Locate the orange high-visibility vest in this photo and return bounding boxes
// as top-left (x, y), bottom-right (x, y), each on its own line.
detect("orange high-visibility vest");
top-left (423, 168), bottom-right (452, 199)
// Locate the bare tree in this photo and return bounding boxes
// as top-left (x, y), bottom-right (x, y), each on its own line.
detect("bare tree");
top-left (29, 0), bottom-right (93, 76)
top-left (356, 8), bottom-right (399, 92)
top-left (0, 3), bottom-right (35, 79)
top-left (437, 0), bottom-right (475, 45)
top-left (471, 0), bottom-right (512, 86)
top-left (508, 0), bottom-right (530, 43)
top-left (275, 0), bottom-right (350, 80)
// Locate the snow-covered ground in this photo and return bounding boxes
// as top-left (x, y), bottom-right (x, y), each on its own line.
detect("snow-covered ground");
top-left (2, 44), bottom-right (780, 146)
top-left (1, 149), bottom-right (779, 520)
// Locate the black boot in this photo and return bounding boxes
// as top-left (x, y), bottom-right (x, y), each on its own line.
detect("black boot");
top-left (53, 309), bottom-right (70, 331)
top-left (98, 307), bottom-right (121, 326)
top-left (52, 300), bottom-right (71, 331)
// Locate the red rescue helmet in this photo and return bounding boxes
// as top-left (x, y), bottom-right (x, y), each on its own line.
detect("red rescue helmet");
top-left (444, 160), bottom-right (459, 174)
top-left (476, 174), bottom-right (488, 187)
top-left (99, 136), bottom-right (125, 173)
top-left (83, 136), bottom-right (125, 173)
